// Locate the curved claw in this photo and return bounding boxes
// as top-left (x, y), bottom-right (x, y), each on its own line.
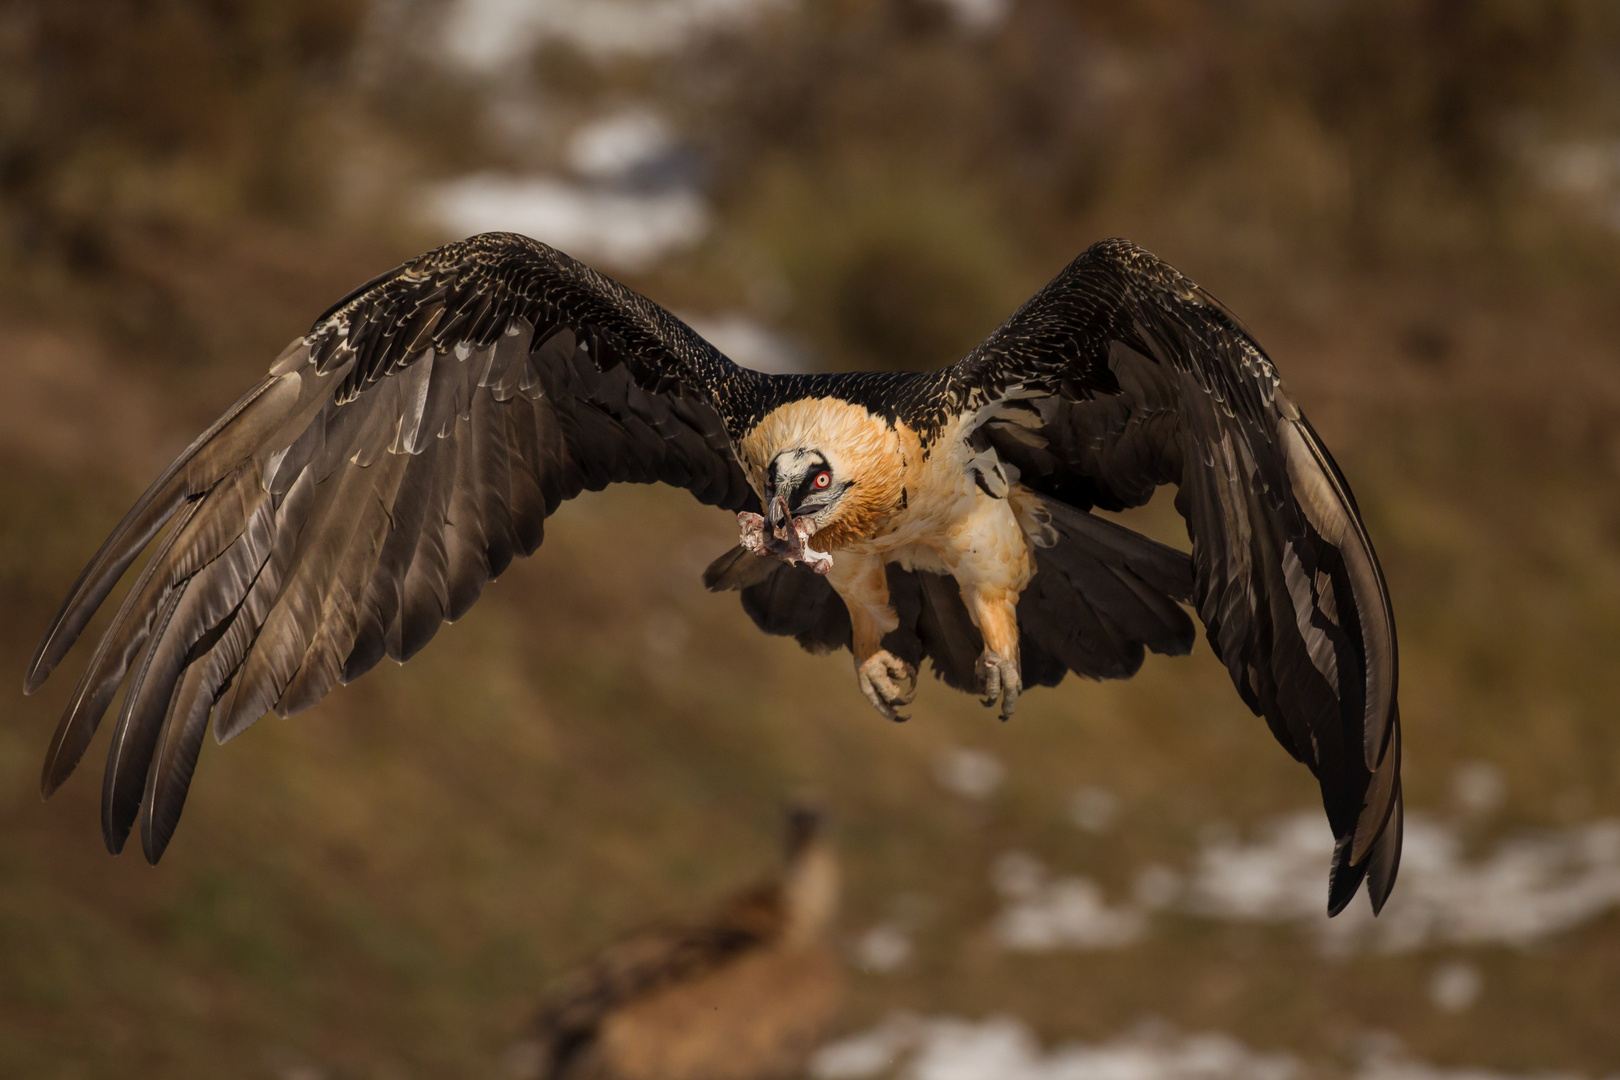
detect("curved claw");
top-left (975, 650), bottom-right (1022, 721)
top-left (857, 650), bottom-right (918, 722)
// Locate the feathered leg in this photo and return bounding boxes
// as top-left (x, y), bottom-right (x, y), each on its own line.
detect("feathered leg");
top-left (824, 553), bottom-right (914, 720)
top-left (963, 584), bottom-right (1023, 720)
top-left (946, 491), bottom-right (1036, 720)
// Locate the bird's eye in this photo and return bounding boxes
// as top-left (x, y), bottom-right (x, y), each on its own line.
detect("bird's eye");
top-left (813, 471), bottom-right (831, 489)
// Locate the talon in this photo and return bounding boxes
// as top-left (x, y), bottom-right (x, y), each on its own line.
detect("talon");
top-left (975, 650), bottom-right (1022, 721)
top-left (857, 650), bottom-right (917, 722)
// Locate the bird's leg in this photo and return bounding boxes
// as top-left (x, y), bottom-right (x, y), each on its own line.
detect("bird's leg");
top-left (942, 493), bottom-right (1034, 721)
top-left (825, 553), bottom-right (915, 721)
top-left (963, 583), bottom-right (1023, 720)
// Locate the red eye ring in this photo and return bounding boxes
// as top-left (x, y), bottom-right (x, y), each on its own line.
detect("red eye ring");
top-left (813, 471), bottom-right (831, 489)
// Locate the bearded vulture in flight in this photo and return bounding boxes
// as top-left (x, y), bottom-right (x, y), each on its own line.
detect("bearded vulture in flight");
top-left (25, 233), bottom-right (1401, 914)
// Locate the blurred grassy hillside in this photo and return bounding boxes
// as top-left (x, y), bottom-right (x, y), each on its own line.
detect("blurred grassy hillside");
top-left (4, 1), bottom-right (1620, 1077)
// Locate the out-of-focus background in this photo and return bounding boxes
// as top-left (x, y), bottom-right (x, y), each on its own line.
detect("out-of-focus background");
top-left (4, 1), bottom-right (1620, 1076)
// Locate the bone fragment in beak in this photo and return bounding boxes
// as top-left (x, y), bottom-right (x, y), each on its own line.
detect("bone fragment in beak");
top-left (736, 508), bottom-right (833, 575)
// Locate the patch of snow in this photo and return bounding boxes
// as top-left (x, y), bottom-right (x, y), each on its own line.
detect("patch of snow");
top-left (1451, 761), bottom-right (1506, 817)
top-left (813, 1016), bottom-right (1620, 1080)
top-left (683, 314), bottom-right (812, 374)
top-left (1181, 813), bottom-right (1328, 924)
top-left (427, 174), bottom-right (709, 271)
top-left (812, 1016), bottom-right (1298, 1080)
top-left (855, 922), bottom-right (914, 974)
top-left (934, 748), bottom-right (1004, 801)
top-left (986, 812), bottom-right (1620, 956)
top-left (1356, 1045), bottom-right (1606, 1080)
top-left (1529, 138), bottom-right (1620, 234)
top-left (442, 0), bottom-right (792, 67)
top-left (812, 1013), bottom-right (923, 1079)
top-left (1069, 786), bottom-right (1119, 833)
top-left (1184, 812), bottom-right (1620, 954)
top-left (1536, 140), bottom-right (1620, 197)
top-left (934, 0), bottom-right (1011, 32)
top-left (990, 851), bottom-right (1146, 951)
top-left (566, 110), bottom-right (679, 182)
top-left (991, 851), bottom-right (1047, 899)
top-left (1428, 961), bottom-right (1483, 1015)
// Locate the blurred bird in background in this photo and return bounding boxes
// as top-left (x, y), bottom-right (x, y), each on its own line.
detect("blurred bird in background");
top-left (510, 806), bottom-right (842, 1080)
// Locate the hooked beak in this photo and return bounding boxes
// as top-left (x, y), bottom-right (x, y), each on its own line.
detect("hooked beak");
top-left (769, 493), bottom-right (793, 540)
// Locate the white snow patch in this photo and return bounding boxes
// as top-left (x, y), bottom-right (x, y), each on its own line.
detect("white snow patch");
top-left (565, 110), bottom-right (679, 181)
top-left (990, 851), bottom-right (1146, 951)
top-left (1427, 961), bottom-right (1483, 1014)
top-left (812, 1016), bottom-right (1620, 1080)
top-left (1451, 761), bottom-right (1506, 817)
top-left (1536, 140), bottom-right (1620, 197)
top-left (812, 1013), bottom-right (923, 1079)
top-left (986, 813), bottom-right (1620, 956)
top-left (683, 314), bottom-right (812, 374)
top-left (934, 748), bottom-right (1005, 801)
top-left (933, 0), bottom-right (1011, 32)
top-left (812, 1016), bottom-right (1297, 1080)
top-left (1529, 138), bottom-right (1620, 234)
top-left (1069, 786), bottom-right (1119, 833)
top-left (427, 174), bottom-right (709, 271)
top-left (855, 922), bottom-right (913, 974)
top-left (442, 0), bottom-right (791, 67)
top-left (1184, 812), bottom-right (1620, 954)
top-left (1356, 1045), bottom-right (1608, 1080)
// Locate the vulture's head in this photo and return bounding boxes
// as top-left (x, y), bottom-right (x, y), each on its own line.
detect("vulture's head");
top-left (736, 399), bottom-right (910, 574)
top-left (733, 447), bottom-right (852, 575)
top-left (766, 448), bottom-right (854, 537)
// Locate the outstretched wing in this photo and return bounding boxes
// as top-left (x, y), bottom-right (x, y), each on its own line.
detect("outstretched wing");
top-left (949, 238), bottom-right (1402, 916)
top-left (26, 232), bottom-right (760, 863)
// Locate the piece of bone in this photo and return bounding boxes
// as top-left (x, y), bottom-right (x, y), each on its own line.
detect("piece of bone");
top-left (735, 510), bottom-right (833, 574)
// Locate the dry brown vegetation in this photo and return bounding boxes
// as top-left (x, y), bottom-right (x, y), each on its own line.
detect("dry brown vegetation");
top-left (3, 1), bottom-right (1620, 1077)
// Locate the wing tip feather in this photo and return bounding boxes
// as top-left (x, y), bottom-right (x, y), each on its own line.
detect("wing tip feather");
top-left (1326, 781), bottom-right (1404, 918)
